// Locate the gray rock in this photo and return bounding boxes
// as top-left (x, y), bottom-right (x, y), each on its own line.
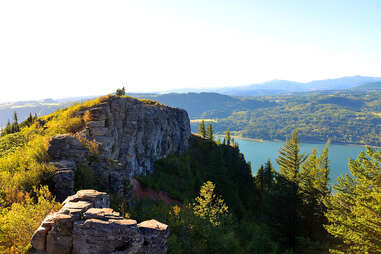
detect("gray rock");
top-left (138, 220), bottom-right (169, 254)
top-left (80, 96), bottom-right (191, 176)
top-left (48, 96), bottom-right (190, 203)
top-left (30, 190), bottom-right (169, 254)
top-left (73, 219), bottom-right (143, 254)
top-left (48, 135), bottom-right (89, 162)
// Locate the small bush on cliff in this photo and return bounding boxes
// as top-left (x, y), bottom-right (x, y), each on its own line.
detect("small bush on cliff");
top-left (115, 87), bottom-right (126, 96)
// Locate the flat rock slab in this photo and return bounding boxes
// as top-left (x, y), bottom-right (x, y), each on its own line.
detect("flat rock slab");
top-left (30, 190), bottom-right (169, 254)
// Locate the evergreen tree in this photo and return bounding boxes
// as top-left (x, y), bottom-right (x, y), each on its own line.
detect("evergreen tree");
top-left (256, 165), bottom-right (265, 192)
top-left (225, 128), bottom-right (231, 146)
top-left (13, 111), bottom-right (18, 124)
top-left (324, 148), bottom-right (381, 254)
top-left (198, 120), bottom-right (206, 138)
top-left (206, 124), bottom-right (214, 141)
top-left (275, 130), bottom-right (306, 250)
top-left (317, 141), bottom-right (330, 195)
top-left (263, 159), bottom-right (275, 192)
top-left (3, 120), bottom-right (11, 136)
top-left (276, 130), bottom-right (306, 183)
top-left (11, 112), bottom-right (20, 133)
top-left (300, 149), bottom-right (325, 240)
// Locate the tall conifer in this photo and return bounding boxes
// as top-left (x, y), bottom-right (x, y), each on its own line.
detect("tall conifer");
top-left (225, 128), bottom-right (231, 146)
top-left (275, 130), bottom-right (305, 250)
top-left (206, 124), bottom-right (214, 141)
top-left (198, 120), bottom-right (206, 138)
top-left (276, 130), bottom-right (305, 183)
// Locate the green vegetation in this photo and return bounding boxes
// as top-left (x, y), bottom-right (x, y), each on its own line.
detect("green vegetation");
top-left (324, 147), bottom-right (381, 253)
top-left (0, 93), bottom-right (380, 253)
top-left (0, 94), bottom-right (119, 252)
top-left (137, 91), bottom-right (381, 146)
top-left (133, 129), bottom-right (380, 253)
top-left (115, 86), bottom-right (126, 96)
top-left (0, 186), bottom-right (60, 253)
top-left (212, 91), bottom-right (381, 146)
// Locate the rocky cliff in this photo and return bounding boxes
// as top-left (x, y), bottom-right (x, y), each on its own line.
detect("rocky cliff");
top-left (47, 96), bottom-right (191, 201)
top-left (30, 190), bottom-right (169, 254)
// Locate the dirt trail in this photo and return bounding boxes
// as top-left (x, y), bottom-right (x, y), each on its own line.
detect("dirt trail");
top-left (131, 178), bottom-right (180, 205)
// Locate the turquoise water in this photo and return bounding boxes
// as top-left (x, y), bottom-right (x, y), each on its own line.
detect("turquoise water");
top-left (235, 138), bottom-right (368, 184)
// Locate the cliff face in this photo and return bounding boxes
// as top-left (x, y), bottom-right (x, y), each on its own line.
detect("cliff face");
top-left (78, 96), bottom-right (190, 176)
top-left (47, 96), bottom-right (191, 201)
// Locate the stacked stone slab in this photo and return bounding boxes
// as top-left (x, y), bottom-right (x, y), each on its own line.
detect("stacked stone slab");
top-left (30, 190), bottom-right (169, 254)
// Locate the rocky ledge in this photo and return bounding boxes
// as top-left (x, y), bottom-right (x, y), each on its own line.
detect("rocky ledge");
top-left (30, 190), bottom-right (169, 254)
top-left (47, 96), bottom-right (191, 201)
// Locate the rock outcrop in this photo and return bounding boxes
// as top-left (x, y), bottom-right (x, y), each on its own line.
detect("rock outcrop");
top-left (30, 190), bottom-right (169, 254)
top-left (47, 96), bottom-right (191, 201)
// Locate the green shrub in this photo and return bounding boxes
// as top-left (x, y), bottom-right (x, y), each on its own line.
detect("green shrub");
top-left (0, 186), bottom-right (60, 253)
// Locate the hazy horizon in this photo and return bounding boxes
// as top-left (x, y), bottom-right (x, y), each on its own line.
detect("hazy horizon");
top-left (0, 74), bottom-right (379, 103)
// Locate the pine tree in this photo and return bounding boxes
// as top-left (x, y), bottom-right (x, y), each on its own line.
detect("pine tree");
top-left (256, 165), bottom-right (265, 192)
top-left (299, 148), bottom-right (325, 240)
top-left (206, 124), bottom-right (214, 141)
top-left (11, 112), bottom-right (20, 133)
top-left (263, 159), bottom-right (275, 192)
top-left (317, 141), bottom-right (330, 195)
top-left (198, 120), bottom-right (206, 138)
top-left (13, 111), bottom-right (18, 124)
top-left (3, 120), bottom-right (11, 136)
top-left (275, 130), bottom-right (306, 250)
top-left (225, 128), bottom-right (231, 146)
top-left (276, 130), bottom-right (306, 183)
top-left (324, 147), bottom-right (381, 254)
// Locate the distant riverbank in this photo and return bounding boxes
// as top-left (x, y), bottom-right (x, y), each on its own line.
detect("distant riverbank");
top-left (213, 133), bottom-right (380, 149)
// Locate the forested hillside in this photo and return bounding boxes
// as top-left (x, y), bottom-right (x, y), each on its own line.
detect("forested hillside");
top-left (142, 91), bottom-right (381, 146)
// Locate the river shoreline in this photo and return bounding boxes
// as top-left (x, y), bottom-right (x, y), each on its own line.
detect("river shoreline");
top-left (212, 134), bottom-right (380, 149)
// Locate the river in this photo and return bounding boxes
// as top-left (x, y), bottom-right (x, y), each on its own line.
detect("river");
top-left (235, 138), bottom-right (369, 184)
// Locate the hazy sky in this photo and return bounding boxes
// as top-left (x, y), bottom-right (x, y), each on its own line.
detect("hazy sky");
top-left (1, 0), bottom-right (381, 102)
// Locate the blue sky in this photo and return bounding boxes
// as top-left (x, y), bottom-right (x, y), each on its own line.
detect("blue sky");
top-left (0, 0), bottom-right (380, 102)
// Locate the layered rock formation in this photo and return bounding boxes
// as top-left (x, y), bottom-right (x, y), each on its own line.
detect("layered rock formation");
top-left (47, 96), bottom-right (191, 201)
top-left (30, 190), bottom-right (169, 254)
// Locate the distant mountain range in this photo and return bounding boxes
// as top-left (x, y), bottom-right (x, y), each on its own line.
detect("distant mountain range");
top-left (351, 81), bottom-right (381, 91)
top-left (165, 76), bottom-right (381, 96)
